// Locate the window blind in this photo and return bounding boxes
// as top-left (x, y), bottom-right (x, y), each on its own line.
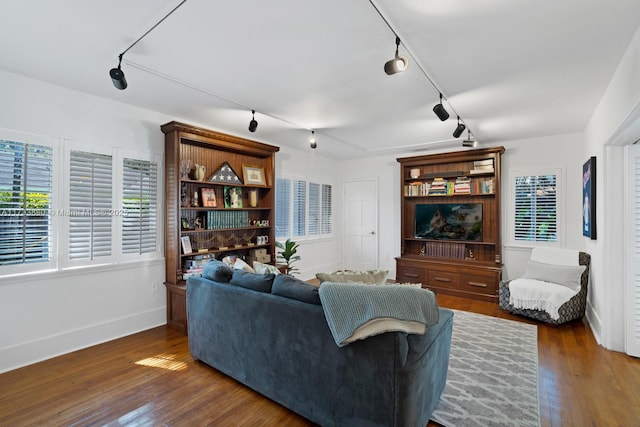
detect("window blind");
top-left (0, 140), bottom-right (52, 266)
top-left (122, 158), bottom-right (158, 254)
top-left (275, 178), bottom-right (290, 239)
top-left (69, 151), bottom-right (112, 260)
top-left (308, 182), bottom-right (320, 235)
top-left (514, 174), bottom-right (557, 242)
top-left (322, 184), bottom-right (332, 234)
top-left (293, 179), bottom-right (306, 237)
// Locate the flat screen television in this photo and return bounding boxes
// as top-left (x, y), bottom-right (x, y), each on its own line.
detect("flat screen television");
top-left (414, 203), bottom-right (482, 241)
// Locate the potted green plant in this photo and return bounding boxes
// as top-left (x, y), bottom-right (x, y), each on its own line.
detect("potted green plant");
top-left (275, 239), bottom-right (301, 275)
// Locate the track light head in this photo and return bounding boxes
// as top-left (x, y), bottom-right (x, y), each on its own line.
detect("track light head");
top-left (109, 55), bottom-right (127, 90)
top-left (433, 93), bottom-right (449, 121)
top-left (453, 116), bottom-right (466, 138)
top-left (248, 110), bottom-right (258, 132)
top-left (309, 130), bottom-right (317, 149)
top-left (462, 130), bottom-right (477, 147)
top-left (384, 36), bottom-right (408, 75)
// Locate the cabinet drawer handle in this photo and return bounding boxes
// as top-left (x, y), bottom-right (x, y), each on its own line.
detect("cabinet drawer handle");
top-left (467, 281), bottom-right (488, 288)
top-left (434, 276), bottom-right (451, 282)
top-left (403, 273), bottom-right (420, 278)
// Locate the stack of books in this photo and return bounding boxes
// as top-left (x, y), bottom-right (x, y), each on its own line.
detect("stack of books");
top-left (428, 178), bottom-right (449, 196)
top-left (470, 159), bottom-right (494, 175)
top-left (454, 176), bottom-right (471, 194)
top-left (181, 254), bottom-right (214, 280)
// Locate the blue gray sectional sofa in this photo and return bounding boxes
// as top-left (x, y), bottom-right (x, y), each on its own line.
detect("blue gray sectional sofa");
top-left (187, 261), bottom-right (454, 427)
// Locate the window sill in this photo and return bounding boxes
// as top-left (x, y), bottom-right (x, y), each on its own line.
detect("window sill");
top-left (0, 258), bottom-right (165, 286)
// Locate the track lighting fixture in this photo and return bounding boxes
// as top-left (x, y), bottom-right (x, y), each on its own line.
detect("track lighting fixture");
top-left (109, 0), bottom-right (187, 90)
top-left (433, 93), bottom-right (449, 121)
top-left (248, 110), bottom-right (258, 132)
top-left (462, 130), bottom-right (477, 147)
top-left (309, 130), bottom-right (317, 149)
top-left (453, 116), bottom-right (466, 138)
top-left (384, 36), bottom-right (409, 75)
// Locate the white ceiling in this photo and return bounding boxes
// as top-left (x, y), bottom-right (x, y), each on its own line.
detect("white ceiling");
top-left (1, 0), bottom-right (639, 159)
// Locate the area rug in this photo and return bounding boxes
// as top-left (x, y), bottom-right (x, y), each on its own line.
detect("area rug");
top-left (430, 309), bottom-right (540, 427)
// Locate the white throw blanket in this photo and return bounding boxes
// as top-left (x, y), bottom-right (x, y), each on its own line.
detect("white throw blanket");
top-left (509, 278), bottom-right (578, 320)
top-left (509, 247), bottom-right (581, 320)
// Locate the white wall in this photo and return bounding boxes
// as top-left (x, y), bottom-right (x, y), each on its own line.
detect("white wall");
top-left (340, 155), bottom-right (402, 276)
top-left (275, 146), bottom-right (343, 280)
top-left (0, 69), bottom-right (174, 373)
top-left (584, 25), bottom-right (640, 351)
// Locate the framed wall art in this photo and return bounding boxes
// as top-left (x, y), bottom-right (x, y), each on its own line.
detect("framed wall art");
top-left (582, 156), bottom-right (596, 240)
top-left (200, 187), bottom-right (217, 207)
top-left (242, 165), bottom-right (265, 186)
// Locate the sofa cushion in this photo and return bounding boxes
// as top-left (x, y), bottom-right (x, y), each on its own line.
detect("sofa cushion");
top-left (521, 260), bottom-right (585, 292)
top-left (230, 269), bottom-right (275, 293)
top-left (233, 257), bottom-right (256, 273)
top-left (315, 269), bottom-right (388, 285)
top-left (272, 274), bottom-right (321, 305)
top-left (202, 259), bottom-right (233, 283)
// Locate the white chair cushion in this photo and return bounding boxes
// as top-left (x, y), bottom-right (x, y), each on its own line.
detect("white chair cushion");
top-left (509, 278), bottom-right (579, 320)
top-left (521, 260), bottom-right (586, 292)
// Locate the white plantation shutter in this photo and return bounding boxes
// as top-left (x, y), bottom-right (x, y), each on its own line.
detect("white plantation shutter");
top-left (322, 184), bottom-right (332, 234)
top-left (0, 140), bottom-right (52, 266)
top-left (293, 179), bottom-right (306, 237)
top-left (122, 158), bottom-right (158, 254)
top-left (308, 182), bottom-right (320, 235)
top-left (69, 151), bottom-right (112, 260)
top-left (275, 178), bottom-right (290, 239)
top-left (514, 174), bottom-right (557, 242)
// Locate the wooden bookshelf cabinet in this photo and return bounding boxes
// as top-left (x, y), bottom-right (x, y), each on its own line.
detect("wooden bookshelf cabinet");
top-left (396, 147), bottom-right (505, 302)
top-left (161, 121), bottom-right (279, 333)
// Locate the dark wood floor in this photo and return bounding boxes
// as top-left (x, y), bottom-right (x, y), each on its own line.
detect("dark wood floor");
top-left (1, 294), bottom-right (639, 426)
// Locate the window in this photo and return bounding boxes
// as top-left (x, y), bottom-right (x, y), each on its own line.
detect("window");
top-left (276, 176), bottom-right (332, 240)
top-left (68, 151), bottom-right (113, 260)
top-left (275, 178), bottom-right (291, 239)
top-left (514, 174), bottom-right (557, 242)
top-left (0, 139), bottom-right (53, 266)
top-left (321, 183), bottom-right (332, 234)
top-left (293, 179), bottom-right (306, 237)
top-left (308, 182), bottom-right (320, 235)
top-left (122, 158), bottom-right (158, 255)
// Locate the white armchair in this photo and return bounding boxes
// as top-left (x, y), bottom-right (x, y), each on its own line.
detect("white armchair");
top-left (499, 248), bottom-right (590, 324)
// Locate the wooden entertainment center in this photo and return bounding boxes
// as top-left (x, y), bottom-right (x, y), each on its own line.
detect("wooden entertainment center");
top-left (161, 121), bottom-right (279, 333)
top-left (396, 147), bottom-right (505, 301)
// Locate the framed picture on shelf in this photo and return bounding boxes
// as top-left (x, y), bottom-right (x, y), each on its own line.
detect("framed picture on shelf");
top-left (181, 217), bottom-right (190, 230)
top-left (200, 187), bottom-right (217, 207)
top-left (224, 186), bottom-right (243, 208)
top-left (181, 236), bottom-right (193, 254)
top-left (242, 165), bottom-right (266, 186)
top-left (582, 156), bottom-right (596, 240)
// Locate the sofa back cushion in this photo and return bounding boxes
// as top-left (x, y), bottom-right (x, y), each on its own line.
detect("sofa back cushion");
top-left (230, 269), bottom-right (275, 293)
top-left (272, 274), bottom-right (321, 305)
top-left (202, 259), bottom-right (233, 283)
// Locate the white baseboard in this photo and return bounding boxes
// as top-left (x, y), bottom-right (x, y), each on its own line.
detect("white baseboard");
top-left (0, 307), bottom-right (165, 374)
top-left (586, 300), bottom-right (603, 347)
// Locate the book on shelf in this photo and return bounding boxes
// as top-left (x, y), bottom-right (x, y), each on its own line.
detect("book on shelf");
top-left (470, 159), bottom-right (494, 174)
top-left (404, 181), bottom-right (430, 196)
top-left (428, 177), bottom-right (448, 195)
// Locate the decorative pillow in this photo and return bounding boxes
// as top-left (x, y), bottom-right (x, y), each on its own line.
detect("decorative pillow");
top-left (521, 260), bottom-right (586, 292)
top-left (272, 274), bottom-right (321, 305)
top-left (392, 282), bottom-right (422, 288)
top-left (202, 259), bottom-right (233, 283)
top-left (315, 269), bottom-right (389, 285)
top-left (253, 261), bottom-right (280, 275)
top-left (230, 270), bottom-right (275, 293)
top-left (233, 258), bottom-right (255, 273)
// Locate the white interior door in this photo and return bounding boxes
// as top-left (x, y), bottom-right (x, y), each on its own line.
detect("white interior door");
top-left (343, 178), bottom-right (378, 271)
top-left (626, 143), bottom-right (640, 357)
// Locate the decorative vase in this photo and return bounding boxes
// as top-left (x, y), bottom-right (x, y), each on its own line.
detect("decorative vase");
top-left (249, 188), bottom-right (258, 207)
top-left (194, 164), bottom-right (206, 181)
